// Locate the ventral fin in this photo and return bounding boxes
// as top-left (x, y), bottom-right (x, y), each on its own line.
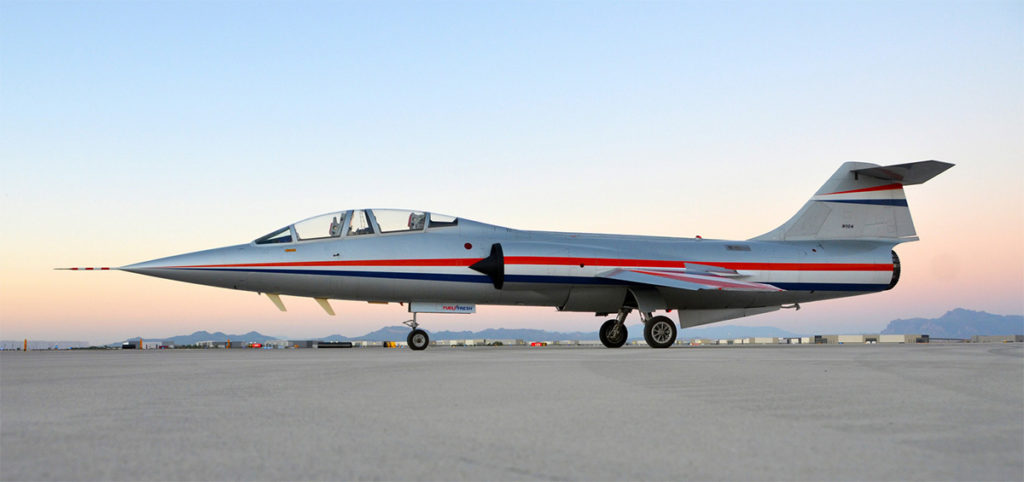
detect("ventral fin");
top-left (265, 293), bottom-right (287, 312)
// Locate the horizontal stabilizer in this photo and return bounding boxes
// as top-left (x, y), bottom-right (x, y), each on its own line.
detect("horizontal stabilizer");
top-left (852, 160), bottom-right (954, 185)
top-left (599, 268), bottom-right (782, 292)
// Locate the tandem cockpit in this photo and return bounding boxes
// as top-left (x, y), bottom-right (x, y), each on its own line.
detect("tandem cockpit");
top-left (253, 209), bottom-right (460, 245)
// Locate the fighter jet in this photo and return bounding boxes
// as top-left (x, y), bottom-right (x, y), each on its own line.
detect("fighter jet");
top-left (64, 160), bottom-right (952, 350)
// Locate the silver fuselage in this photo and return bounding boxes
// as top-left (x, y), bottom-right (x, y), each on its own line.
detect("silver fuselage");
top-left (122, 217), bottom-right (897, 314)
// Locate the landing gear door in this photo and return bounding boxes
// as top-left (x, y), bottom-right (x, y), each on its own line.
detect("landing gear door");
top-left (628, 287), bottom-right (668, 313)
top-left (559, 287), bottom-right (628, 313)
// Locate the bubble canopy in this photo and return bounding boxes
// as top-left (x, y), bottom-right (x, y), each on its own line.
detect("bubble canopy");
top-left (254, 209), bottom-right (458, 245)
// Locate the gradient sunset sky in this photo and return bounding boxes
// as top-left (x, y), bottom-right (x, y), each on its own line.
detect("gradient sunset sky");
top-left (2, 1), bottom-right (1021, 344)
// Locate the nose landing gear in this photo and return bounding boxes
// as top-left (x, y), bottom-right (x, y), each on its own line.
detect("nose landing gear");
top-left (407, 329), bottom-right (429, 350)
top-left (403, 314), bottom-right (430, 351)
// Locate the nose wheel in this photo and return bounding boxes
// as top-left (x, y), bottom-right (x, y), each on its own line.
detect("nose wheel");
top-left (407, 329), bottom-right (430, 350)
top-left (403, 313), bottom-right (430, 350)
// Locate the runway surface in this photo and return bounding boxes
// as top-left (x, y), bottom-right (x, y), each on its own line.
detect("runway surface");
top-left (2, 344), bottom-right (1022, 481)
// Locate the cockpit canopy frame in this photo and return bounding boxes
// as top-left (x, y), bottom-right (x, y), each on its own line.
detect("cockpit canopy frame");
top-left (254, 209), bottom-right (459, 245)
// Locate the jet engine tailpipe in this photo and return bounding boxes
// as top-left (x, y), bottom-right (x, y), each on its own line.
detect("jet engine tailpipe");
top-left (887, 250), bottom-right (901, 290)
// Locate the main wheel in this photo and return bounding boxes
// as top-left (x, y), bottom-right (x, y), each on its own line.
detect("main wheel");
top-left (599, 320), bottom-right (628, 348)
top-left (643, 316), bottom-right (677, 348)
top-left (407, 329), bottom-right (430, 351)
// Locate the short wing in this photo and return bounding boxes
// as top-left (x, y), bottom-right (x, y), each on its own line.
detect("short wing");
top-left (598, 268), bottom-right (783, 292)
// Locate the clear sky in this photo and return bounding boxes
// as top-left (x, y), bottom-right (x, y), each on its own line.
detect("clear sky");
top-left (2, 1), bottom-right (1021, 344)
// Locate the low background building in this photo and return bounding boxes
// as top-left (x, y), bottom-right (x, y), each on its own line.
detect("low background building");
top-left (971, 335), bottom-right (1024, 343)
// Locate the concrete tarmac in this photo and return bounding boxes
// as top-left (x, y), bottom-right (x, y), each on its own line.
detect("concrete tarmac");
top-left (2, 344), bottom-right (1022, 481)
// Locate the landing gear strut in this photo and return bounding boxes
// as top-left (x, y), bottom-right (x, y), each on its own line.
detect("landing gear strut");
top-left (403, 313), bottom-right (430, 351)
top-left (599, 309), bottom-right (630, 348)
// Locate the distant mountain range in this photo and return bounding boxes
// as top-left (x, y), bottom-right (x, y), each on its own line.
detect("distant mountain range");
top-left (100, 308), bottom-right (1022, 346)
top-left (882, 308), bottom-right (1023, 338)
top-left (107, 330), bottom-right (284, 347)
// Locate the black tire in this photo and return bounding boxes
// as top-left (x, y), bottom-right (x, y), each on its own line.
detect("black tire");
top-left (643, 316), bottom-right (676, 348)
top-left (599, 319), bottom-right (628, 348)
top-left (407, 329), bottom-right (430, 351)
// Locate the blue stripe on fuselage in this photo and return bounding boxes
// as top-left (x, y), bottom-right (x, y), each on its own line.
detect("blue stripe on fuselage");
top-left (769, 282), bottom-right (887, 291)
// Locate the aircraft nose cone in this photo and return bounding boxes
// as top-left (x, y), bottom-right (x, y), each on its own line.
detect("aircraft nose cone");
top-left (119, 258), bottom-right (169, 273)
top-left (121, 244), bottom-right (249, 271)
top-left (119, 245), bottom-right (251, 288)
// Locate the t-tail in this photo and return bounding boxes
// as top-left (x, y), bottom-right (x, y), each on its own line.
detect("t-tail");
top-left (753, 160), bottom-right (954, 243)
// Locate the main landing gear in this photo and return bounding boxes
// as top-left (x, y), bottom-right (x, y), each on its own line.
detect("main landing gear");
top-left (642, 314), bottom-right (677, 349)
top-left (404, 313), bottom-right (430, 351)
top-left (599, 309), bottom-right (677, 349)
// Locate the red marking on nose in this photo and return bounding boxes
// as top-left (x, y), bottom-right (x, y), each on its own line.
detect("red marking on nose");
top-left (464, 243), bottom-right (472, 250)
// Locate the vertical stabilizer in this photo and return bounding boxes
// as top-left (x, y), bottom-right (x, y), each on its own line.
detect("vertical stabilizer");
top-left (752, 160), bottom-right (953, 242)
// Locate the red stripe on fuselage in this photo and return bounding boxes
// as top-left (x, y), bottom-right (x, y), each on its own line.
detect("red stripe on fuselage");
top-left (506, 257), bottom-right (890, 271)
top-left (165, 257), bottom-right (891, 271)
top-left (166, 258), bottom-right (479, 269)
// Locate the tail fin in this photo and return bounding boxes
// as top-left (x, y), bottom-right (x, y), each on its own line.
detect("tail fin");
top-left (753, 160), bottom-right (953, 242)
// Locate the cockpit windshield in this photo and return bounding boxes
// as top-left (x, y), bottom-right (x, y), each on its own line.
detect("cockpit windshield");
top-left (254, 226), bottom-right (293, 244)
